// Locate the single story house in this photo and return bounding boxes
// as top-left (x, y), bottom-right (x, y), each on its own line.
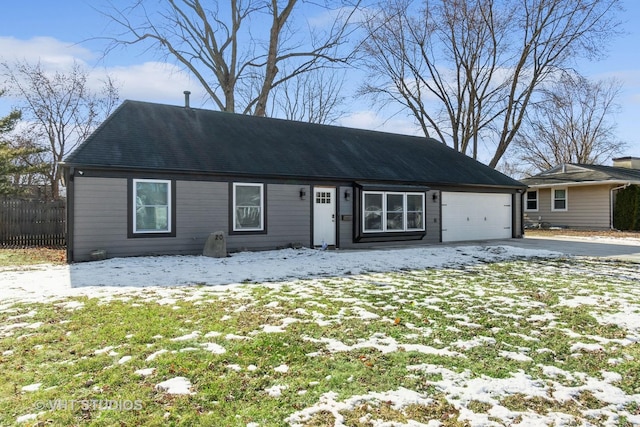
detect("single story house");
top-left (61, 99), bottom-right (526, 262)
top-left (520, 157), bottom-right (640, 229)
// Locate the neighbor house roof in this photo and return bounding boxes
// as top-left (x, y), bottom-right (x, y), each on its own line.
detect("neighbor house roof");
top-left (63, 100), bottom-right (524, 189)
top-left (521, 164), bottom-right (640, 187)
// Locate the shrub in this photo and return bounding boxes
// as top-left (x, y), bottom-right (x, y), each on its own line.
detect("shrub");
top-left (614, 185), bottom-right (640, 231)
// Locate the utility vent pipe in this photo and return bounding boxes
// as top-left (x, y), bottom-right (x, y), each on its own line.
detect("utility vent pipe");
top-left (183, 90), bottom-right (191, 108)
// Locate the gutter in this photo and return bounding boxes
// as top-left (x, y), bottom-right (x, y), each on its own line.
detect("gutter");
top-left (525, 180), bottom-right (638, 189)
top-left (610, 183), bottom-right (631, 230)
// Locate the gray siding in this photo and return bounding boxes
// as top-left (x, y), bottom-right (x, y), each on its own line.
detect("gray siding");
top-left (514, 192), bottom-right (523, 237)
top-left (73, 177), bottom-right (128, 261)
top-left (176, 180), bottom-right (228, 253)
top-left (228, 184), bottom-right (311, 251)
top-left (338, 185), bottom-right (354, 247)
top-left (339, 189), bottom-right (441, 249)
top-left (525, 185), bottom-right (612, 229)
top-left (72, 178), bottom-right (520, 261)
top-left (71, 178), bottom-right (310, 261)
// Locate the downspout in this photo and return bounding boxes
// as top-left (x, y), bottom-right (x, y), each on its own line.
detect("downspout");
top-left (610, 183), bottom-right (630, 230)
top-left (65, 167), bottom-right (75, 263)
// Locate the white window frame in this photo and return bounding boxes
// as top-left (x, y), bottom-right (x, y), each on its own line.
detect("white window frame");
top-left (363, 191), bottom-right (384, 232)
top-left (525, 190), bottom-right (538, 212)
top-left (551, 187), bottom-right (568, 212)
top-left (406, 192), bottom-right (426, 231)
top-left (362, 191), bottom-right (425, 233)
top-left (385, 192), bottom-right (406, 232)
top-left (133, 179), bottom-right (172, 234)
top-left (233, 183), bottom-right (264, 232)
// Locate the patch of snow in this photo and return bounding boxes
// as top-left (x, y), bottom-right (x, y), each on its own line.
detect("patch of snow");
top-left (21, 383), bottom-right (41, 392)
top-left (170, 331), bottom-right (201, 341)
top-left (499, 350), bottom-right (533, 362)
top-left (286, 388), bottom-right (432, 426)
top-left (135, 368), bottom-right (155, 376)
top-left (145, 349), bottom-right (168, 361)
top-left (264, 384), bottom-right (288, 397)
top-left (274, 364), bottom-right (289, 373)
top-left (201, 342), bottom-right (226, 354)
top-left (155, 377), bottom-right (194, 395)
top-left (0, 245), bottom-right (560, 303)
top-left (16, 413), bottom-right (42, 423)
top-left (570, 343), bottom-right (605, 353)
top-left (94, 345), bottom-right (116, 355)
top-left (117, 356), bottom-right (132, 364)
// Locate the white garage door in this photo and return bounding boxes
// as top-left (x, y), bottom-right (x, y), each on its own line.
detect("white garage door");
top-left (441, 192), bottom-right (512, 242)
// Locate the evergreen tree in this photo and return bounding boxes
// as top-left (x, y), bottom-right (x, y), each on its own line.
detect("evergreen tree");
top-left (0, 90), bottom-right (45, 197)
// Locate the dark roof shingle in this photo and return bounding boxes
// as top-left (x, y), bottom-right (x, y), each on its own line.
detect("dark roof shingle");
top-left (64, 100), bottom-right (524, 188)
top-left (521, 163), bottom-right (640, 186)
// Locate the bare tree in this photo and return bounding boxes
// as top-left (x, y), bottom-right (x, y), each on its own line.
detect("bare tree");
top-left (2, 61), bottom-right (119, 199)
top-left (272, 68), bottom-right (346, 124)
top-left (515, 73), bottom-right (625, 173)
top-left (101, 0), bottom-right (360, 117)
top-left (359, 0), bottom-right (622, 167)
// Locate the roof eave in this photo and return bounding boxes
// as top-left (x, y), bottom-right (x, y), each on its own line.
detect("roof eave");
top-left (524, 179), bottom-right (640, 189)
top-left (61, 163), bottom-right (525, 189)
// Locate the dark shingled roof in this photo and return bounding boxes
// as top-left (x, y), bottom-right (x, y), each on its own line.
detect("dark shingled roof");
top-left (64, 100), bottom-right (524, 188)
top-left (521, 163), bottom-right (640, 186)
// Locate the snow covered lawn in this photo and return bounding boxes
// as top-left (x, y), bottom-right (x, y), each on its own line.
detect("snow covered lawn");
top-left (1, 245), bottom-right (639, 426)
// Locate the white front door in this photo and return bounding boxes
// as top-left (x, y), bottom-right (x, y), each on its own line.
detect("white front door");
top-left (313, 187), bottom-right (336, 247)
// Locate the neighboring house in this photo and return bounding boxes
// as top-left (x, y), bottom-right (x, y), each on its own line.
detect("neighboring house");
top-left (61, 99), bottom-right (525, 262)
top-left (520, 157), bottom-right (640, 230)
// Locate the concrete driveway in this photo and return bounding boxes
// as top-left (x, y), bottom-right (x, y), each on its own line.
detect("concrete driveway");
top-left (496, 235), bottom-right (640, 262)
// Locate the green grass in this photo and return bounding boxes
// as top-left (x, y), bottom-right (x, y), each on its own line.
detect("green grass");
top-left (1, 257), bottom-right (639, 426)
top-left (0, 247), bottom-right (65, 267)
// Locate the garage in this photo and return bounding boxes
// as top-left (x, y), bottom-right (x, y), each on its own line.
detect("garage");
top-left (441, 192), bottom-right (513, 242)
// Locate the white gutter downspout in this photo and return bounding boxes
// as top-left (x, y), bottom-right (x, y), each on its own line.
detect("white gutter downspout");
top-left (610, 183), bottom-right (631, 229)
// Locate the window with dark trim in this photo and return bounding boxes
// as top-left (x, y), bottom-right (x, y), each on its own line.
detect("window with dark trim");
top-left (525, 190), bottom-right (538, 211)
top-left (233, 183), bottom-right (264, 231)
top-left (362, 191), bottom-right (425, 233)
top-left (130, 179), bottom-right (175, 237)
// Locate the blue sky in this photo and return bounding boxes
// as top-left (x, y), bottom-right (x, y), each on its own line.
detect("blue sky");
top-left (2, 0), bottom-right (640, 161)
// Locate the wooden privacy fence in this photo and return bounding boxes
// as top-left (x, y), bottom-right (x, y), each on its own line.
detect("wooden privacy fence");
top-left (0, 199), bottom-right (66, 247)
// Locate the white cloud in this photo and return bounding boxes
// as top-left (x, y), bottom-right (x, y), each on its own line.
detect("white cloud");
top-left (0, 36), bottom-right (94, 69)
top-left (105, 62), bottom-right (205, 106)
top-left (0, 36), bottom-right (206, 108)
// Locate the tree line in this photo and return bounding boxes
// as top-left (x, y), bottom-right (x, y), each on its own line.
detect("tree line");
top-left (1, 0), bottom-right (625, 199)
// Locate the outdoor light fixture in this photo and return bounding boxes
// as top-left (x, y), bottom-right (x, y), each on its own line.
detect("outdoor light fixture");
top-left (299, 188), bottom-right (306, 200)
top-left (432, 192), bottom-right (438, 202)
top-left (344, 189), bottom-right (351, 201)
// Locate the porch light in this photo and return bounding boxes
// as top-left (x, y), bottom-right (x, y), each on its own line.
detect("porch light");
top-left (432, 192), bottom-right (438, 202)
top-left (344, 189), bottom-right (351, 201)
top-left (299, 188), bottom-right (306, 200)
